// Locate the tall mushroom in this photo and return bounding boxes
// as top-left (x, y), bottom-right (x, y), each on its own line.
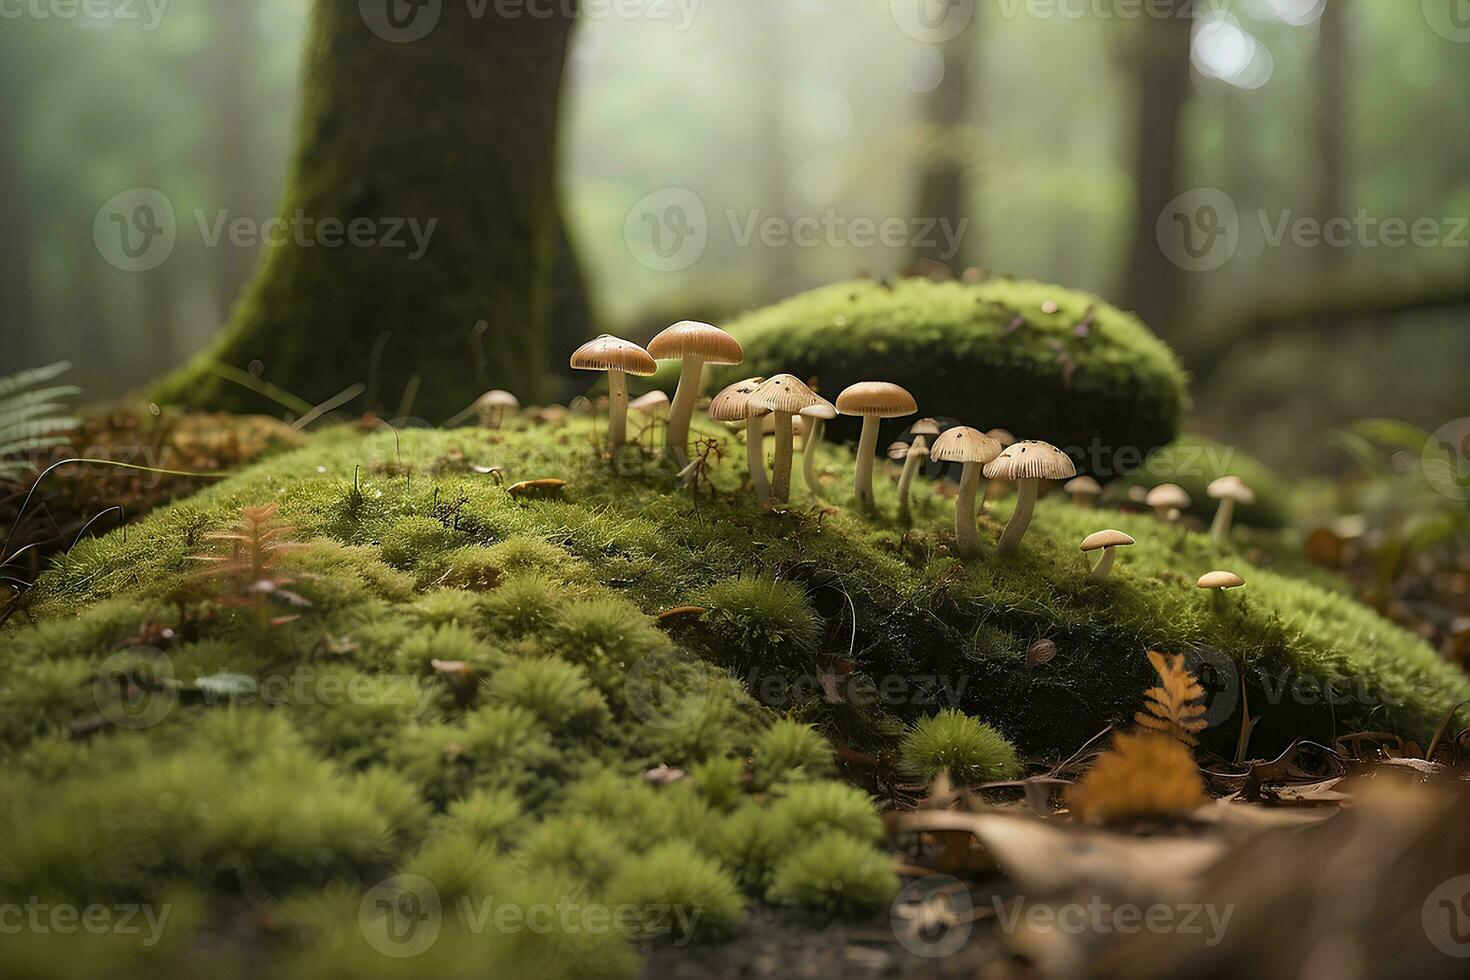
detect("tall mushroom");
top-left (1080, 529), bottom-right (1135, 580)
top-left (800, 399), bottom-right (838, 497)
top-left (1146, 483), bottom-right (1191, 522)
top-left (836, 382), bottom-right (918, 511)
top-left (750, 375), bottom-right (824, 504)
top-left (647, 321), bottom-right (743, 465)
top-left (984, 440), bottom-right (1077, 553)
top-left (930, 427), bottom-right (1003, 558)
top-left (709, 377), bottom-right (771, 503)
top-left (1207, 476), bottom-right (1256, 545)
top-left (474, 389), bottom-right (519, 430)
top-left (569, 335), bottom-right (657, 456)
top-left (897, 436), bottom-right (932, 525)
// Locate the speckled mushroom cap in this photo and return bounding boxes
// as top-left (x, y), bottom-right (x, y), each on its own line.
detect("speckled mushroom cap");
top-left (1080, 529), bottom-right (1135, 552)
top-left (835, 382), bottom-right (918, 419)
top-left (646, 321), bottom-right (743, 365)
top-left (570, 335), bottom-right (657, 376)
top-left (931, 426), bottom-right (1003, 465)
top-left (1207, 475), bottom-right (1256, 504)
top-left (1065, 476), bottom-right (1102, 497)
top-left (800, 399), bottom-right (838, 421)
top-left (1146, 483), bottom-right (1192, 510)
top-left (910, 418), bottom-right (943, 437)
top-left (983, 440), bottom-right (1076, 480)
top-left (1197, 570), bottom-right (1246, 590)
top-left (750, 374), bottom-right (825, 415)
top-left (629, 390), bottom-right (670, 412)
top-left (707, 377), bottom-right (769, 422)
top-left (475, 389), bottom-right (520, 409)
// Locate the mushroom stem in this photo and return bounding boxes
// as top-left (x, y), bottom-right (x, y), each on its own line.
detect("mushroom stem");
top-left (897, 447), bottom-right (924, 525)
top-left (955, 461), bottom-right (981, 558)
top-left (1091, 547), bottom-right (1118, 580)
top-left (998, 478), bottom-right (1039, 553)
top-left (666, 353), bottom-right (706, 465)
top-left (1209, 498), bottom-right (1236, 546)
top-left (802, 418), bottom-right (825, 496)
top-left (606, 369), bottom-right (629, 455)
top-left (745, 415), bottom-right (771, 504)
top-left (771, 412), bottom-right (794, 502)
top-left (854, 416), bottom-right (881, 510)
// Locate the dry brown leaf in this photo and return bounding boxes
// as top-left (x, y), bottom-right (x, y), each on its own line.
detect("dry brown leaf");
top-left (1067, 732), bottom-right (1206, 824)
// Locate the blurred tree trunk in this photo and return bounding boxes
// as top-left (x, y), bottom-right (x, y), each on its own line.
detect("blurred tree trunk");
top-left (1121, 7), bottom-right (1193, 337)
top-left (548, 206), bottom-right (595, 379)
top-left (0, 37), bottom-right (39, 365)
top-left (154, 0), bottom-right (581, 419)
top-left (912, 32), bottom-right (974, 270)
top-left (206, 0), bottom-right (266, 318)
top-left (1314, 0), bottom-right (1348, 270)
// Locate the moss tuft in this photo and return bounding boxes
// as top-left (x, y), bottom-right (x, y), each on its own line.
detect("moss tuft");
top-left (700, 576), bottom-right (822, 675)
top-left (750, 719), bottom-right (836, 789)
top-left (604, 841), bottom-right (746, 942)
top-left (899, 709), bottom-right (1022, 784)
top-left (766, 832), bottom-right (900, 916)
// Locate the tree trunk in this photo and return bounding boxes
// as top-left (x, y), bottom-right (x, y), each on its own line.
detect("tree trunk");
top-left (911, 32), bottom-right (974, 269)
top-left (548, 205), bottom-right (595, 381)
top-left (0, 35), bottom-right (39, 365)
top-left (1121, 7), bottom-right (1193, 337)
top-left (154, 0), bottom-right (581, 420)
top-left (1314, 0), bottom-right (1348, 269)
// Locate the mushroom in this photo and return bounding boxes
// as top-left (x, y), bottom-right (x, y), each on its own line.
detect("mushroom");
top-left (1207, 476), bottom-right (1256, 545)
top-left (930, 427), bottom-right (1003, 558)
top-left (800, 399), bottom-right (838, 497)
top-left (836, 382), bottom-right (919, 511)
top-left (569, 335), bottom-right (657, 455)
top-left (981, 429), bottom-right (1018, 508)
top-left (647, 321), bottom-right (743, 465)
top-left (1146, 483), bottom-right (1191, 522)
top-left (886, 441), bottom-right (910, 479)
top-left (986, 428), bottom-right (1017, 447)
top-left (1198, 570), bottom-right (1246, 611)
top-left (1080, 529), bottom-right (1135, 580)
top-left (629, 389), bottom-right (671, 449)
top-left (1064, 476), bottom-right (1102, 508)
top-left (474, 389), bottom-right (519, 430)
top-left (897, 436), bottom-right (931, 525)
top-left (910, 418), bottom-right (943, 443)
top-left (984, 440), bottom-right (1077, 553)
top-left (749, 375), bottom-right (825, 503)
top-left (709, 377), bottom-right (771, 503)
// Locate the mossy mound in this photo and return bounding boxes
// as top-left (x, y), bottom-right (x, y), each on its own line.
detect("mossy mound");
top-left (698, 278), bottom-right (1189, 476)
top-left (2, 417), bottom-right (1464, 975)
top-left (1116, 434), bottom-right (1294, 530)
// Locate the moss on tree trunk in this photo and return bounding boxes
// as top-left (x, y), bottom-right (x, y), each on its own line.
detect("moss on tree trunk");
top-left (154, 0), bottom-right (579, 420)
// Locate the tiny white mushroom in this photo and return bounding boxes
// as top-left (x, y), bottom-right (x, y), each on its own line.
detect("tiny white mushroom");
top-left (1080, 529), bottom-right (1135, 580)
top-left (800, 398), bottom-right (838, 497)
top-left (836, 382), bottom-right (919, 512)
top-left (647, 321), bottom-right (743, 465)
top-left (1064, 475), bottom-right (1102, 509)
top-left (984, 441), bottom-right (1077, 553)
top-left (1207, 475), bottom-right (1256, 546)
top-left (474, 389), bottom-right (519, 430)
top-left (569, 335), bottom-right (657, 456)
top-left (750, 375), bottom-right (825, 504)
top-left (931, 427), bottom-right (1003, 558)
top-left (1146, 484), bottom-right (1191, 522)
top-left (709, 377), bottom-right (771, 504)
top-left (897, 436), bottom-right (931, 525)
top-left (1198, 569), bottom-right (1246, 611)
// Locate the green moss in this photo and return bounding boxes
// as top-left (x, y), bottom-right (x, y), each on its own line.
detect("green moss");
top-left (482, 658), bottom-right (608, 733)
top-left (380, 515), bottom-right (463, 571)
top-left (699, 576), bottom-right (822, 675)
top-left (750, 719), bottom-right (836, 789)
top-left (766, 833), bottom-right (901, 917)
top-left (604, 841), bottom-right (746, 942)
top-left (1116, 433), bottom-right (1294, 529)
top-left (899, 709), bottom-right (1022, 784)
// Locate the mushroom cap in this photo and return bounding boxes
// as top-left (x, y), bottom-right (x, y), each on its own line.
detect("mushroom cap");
top-left (986, 428), bottom-right (1017, 447)
top-left (1080, 529), bottom-right (1135, 552)
top-left (907, 436), bottom-right (931, 459)
top-left (800, 399), bottom-right (838, 421)
top-left (570, 335), bottom-right (657, 376)
top-left (983, 440), bottom-right (1076, 481)
top-left (887, 441), bottom-right (911, 461)
top-left (750, 374), bottom-right (825, 415)
top-left (1207, 475), bottom-right (1256, 504)
top-left (931, 426), bottom-right (1004, 465)
top-left (835, 381), bottom-right (918, 419)
top-left (646, 320), bottom-right (743, 366)
top-left (1197, 570), bottom-right (1246, 590)
top-left (910, 417), bottom-right (943, 437)
top-left (1065, 475), bottom-right (1102, 497)
top-left (707, 377), bottom-right (769, 422)
top-left (475, 389), bottom-right (519, 409)
top-left (629, 390), bottom-right (670, 413)
top-left (1146, 483), bottom-right (1192, 509)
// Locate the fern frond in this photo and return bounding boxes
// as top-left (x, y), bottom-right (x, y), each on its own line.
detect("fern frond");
top-left (1132, 651), bottom-right (1208, 747)
top-left (0, 362), bottom-right (79, 482)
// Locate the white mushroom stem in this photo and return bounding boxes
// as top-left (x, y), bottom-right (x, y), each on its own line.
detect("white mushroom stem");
top-left (1210, 498), bottom-right (1236, 545)
top-left (854, 416), bottom-right (881, 510)
top-left (1091, 547), bottom-right (1118, 580)
top-left (802, 419), bottom-right (826, 496)
top-left (897, 447), bottom-right (924, 524)
top-left (998, 478), bottom-right (1039, 553)
top-left (954, 462), bottom-right (981, 558)
top-left (746, 415), bottom-right (771, 504)
top-left (606, 369), bottom-right (629, 454)
top-left (666, 353), bottom-right (705, 465)
top-left (771, 412), bottom-right (795, 503)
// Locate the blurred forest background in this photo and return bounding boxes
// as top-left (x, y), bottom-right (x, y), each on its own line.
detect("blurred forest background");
top-left (3, 0), bottom-right (1467, 475)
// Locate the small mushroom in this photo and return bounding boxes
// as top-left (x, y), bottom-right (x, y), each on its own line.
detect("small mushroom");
top-left (709, 377), bottom-right (771, 503)
top-left (647, 321), bottom-right (743, 465)
top-left (569, 335), bottom-right (657, 455)
top-left (910, 418), bottom-right (943, 442)
top-left (984, 441), bottom-right (1077, 553)
top-left (1080, 529), bottom-right (1135, 580)
top-left (800, 399), bottom-right (838, 497)
top-left (1145, 483), bottom-right (1191, 522)
top-left (1207, 476), bottom-right (1256, 545)
top-left (930, 427), bottom-right (1004, 558)
top-left (750, 375), bottom-right (825, 503)
top-left (1064, 475), bottom-right (1102, 508)
top-left (1198, 569), bottom-right (1246, 611)
top-left (986, 428), bottom-right (1017, 448)
top-left (897, 436), bottom-right (931, 525)
top-left (629, 389), bottom-right (671, 449)
top-left (836, 382), bottom-right (919, 511)
top-left (474, 389), bottom-right (519, 430)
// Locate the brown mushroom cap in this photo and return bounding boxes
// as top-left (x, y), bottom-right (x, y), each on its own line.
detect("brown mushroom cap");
top-left (570, 335), bottom-right (657, 376)
top-left (800, 398), bottom-right (838, 421)
top-left (1207, 475), bottom-right (1256, 504)
top-left (1197, 570), bottom-right (1246, 590)
top-left (476, 389), bottom-right (520, 409)
top-left (983, 440), bottom-right (1077, 480)
top-left (1146, 483), bottom-right (1192, 510)
top-left (707, 377), bottom-right (769, 422)
top-left (751, 374), bottom-right (825, 415)
top-left (1080, 529), bottom-right (1135, 552)
top-left (931, 426), bottom-right (1004, 465)
top-left (629, 390), bottom-right (670, 413)
top-left (986, 428), bottom-right (1017, 447)
top-left (910, 417), bottom-right (943, 437)
top-left (646, 321), bottom-right (743, 365)
top-left (835, 381), bottom-right (918, 419)
top-left (1065, 476), bottom-right (1102, 497)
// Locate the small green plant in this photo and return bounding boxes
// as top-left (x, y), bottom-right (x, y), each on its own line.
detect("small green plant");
top-left (482, 658), bottom-right (608, 733)
top-left (191, 504), bottom-right (307, 629)
top-left (380, 515), bottom-right (462, 570)
top-left (766, 832), bottom-right (900, 916)
top-left (700, 575), bottom-right (822, 674)
top-left (0, 361), bottom-right (79, 483)
top-left (482, 573), bottom-right (562, 638)
top-left (899, 709), bottom-right (1021, 784)
top-left (750, 719), bottom-right (835, 789)
top-left (443, 788), bottom-right (524, 850)
top-left (767, 781), bottom-right (885, 843)
top-left (604, 840), bottom-right (745, 942)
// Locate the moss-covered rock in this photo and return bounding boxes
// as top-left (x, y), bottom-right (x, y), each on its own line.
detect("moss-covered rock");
top-left (1116, 433), bottom-right (1294, 529)
top-left (700, 278), bottom-right (1189, 476)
